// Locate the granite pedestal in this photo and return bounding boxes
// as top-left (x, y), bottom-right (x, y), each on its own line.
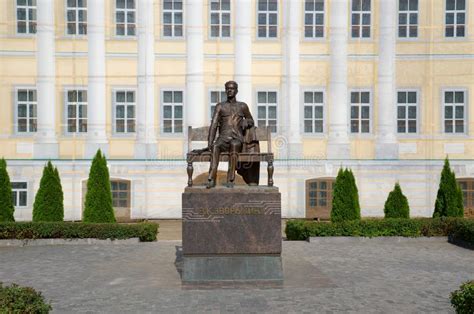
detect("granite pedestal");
top-left (182, 186), bottom-right (282, 283)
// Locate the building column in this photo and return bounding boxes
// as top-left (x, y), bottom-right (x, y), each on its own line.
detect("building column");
top-left (327, 0), bottom-right (350, 159)
top-left (283, 0), bottom-right (302, 158)
top-left (234, 0), bottom-right (252, 106)
top-left (86, 0), bottom-right (108, 158)
top-left (135, 0), bottom-right (158, 159)
top-left (185, 0), bottom-right (205, 128)
top-left (375, 0), bottom-right (398, 159)
top-left (34, 0), bottom-right (58, 158)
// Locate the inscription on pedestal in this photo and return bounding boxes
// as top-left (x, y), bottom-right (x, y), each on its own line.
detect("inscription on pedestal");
top-left (182, 186), bottom-right (282, 255)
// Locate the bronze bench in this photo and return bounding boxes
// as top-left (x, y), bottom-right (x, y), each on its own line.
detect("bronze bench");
top-left (186, 126), bottom-right (274, 187)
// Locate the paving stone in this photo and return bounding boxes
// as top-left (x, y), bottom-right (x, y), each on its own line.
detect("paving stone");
top-left (0, 240), bottom-right (472, 313)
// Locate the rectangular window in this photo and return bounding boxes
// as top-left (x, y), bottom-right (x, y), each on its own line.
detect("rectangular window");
top-left (66, 0), bottom-right (87, 35)
top-left (304, 0), bottom-right (324, 38)
top-left (66, 89), bottom-right (87, 133)
top-left (444, 90), bottom-right (466, 133)
top-left (257, 91), bottom-right (277, 133)
top-left (114, 90), bottom-right (136, 133)
top-left (398, 0), bottom-right (418, 38)
top-left (303, 91), bottom-right (324, 133)
top-left (350, 91), bottom-right (371, 133)
top-left (397, 91), bottom-right (418, 133)
top-left (209, 90), bottom-right (226, 119)
top-left (116, 0), bottom-right (136, 36)
top-left (16, 0), bottom-right (37, 34)
top-left (445, 0), bottom-right (466, 37)
top-left (257, 0), bottom-right (278, 38)
top-left (351, 0), bottom-right (371, 38)
top-left (162, 91), bottom-right (183, 133)
top-left (163, 0), bottom-right (183, 37)
top-left (111, 180), bottom-right (130, 208)
top-left (16, 89), bottom-right (37, 133)
top-left (210, 0), bottom-right (231, 38)
top-left (11, 182), bottom-right (27, 207)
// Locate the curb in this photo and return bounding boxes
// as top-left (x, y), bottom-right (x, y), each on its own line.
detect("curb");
top-left (309, 236), bottom-right (448, 244)
top-left (0, 238), bottom-right (140, 247)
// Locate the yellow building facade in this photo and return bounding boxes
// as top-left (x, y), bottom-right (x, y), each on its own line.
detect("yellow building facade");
top-left (0, 0), bottom-right (473, 220)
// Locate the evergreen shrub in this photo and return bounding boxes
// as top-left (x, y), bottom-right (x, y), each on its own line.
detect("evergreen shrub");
top-left (331, 168), bottom-right (360, 222)
top-left (433, 158), bottom-right (464, 218)
top-left (33, 161), bottom-right (64, 222)
top-left (285, 218), bottom-right (473, 243)
top-left (0, 158), bottom-right (14, 222)
top-left (0, 282), bottom-right (51, 313)
top-left (384, 183), bottom-right (410, 218)
top-left (451, 281), bottom-right (474, 314)
top-left (0, 222), bottom-right (158, 242)
top-left (83, 150), bottom-right (116, 223)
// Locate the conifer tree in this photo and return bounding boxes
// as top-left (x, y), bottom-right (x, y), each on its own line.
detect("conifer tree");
top-left (33, 161), bottom-right (64, 222)
top-left (331, 168), bottom-right (361, 222)
top-left (83, 150), bottom-right (116, 223)
top-left (433, 158), bottom-right (464, 218)
top-left (0, 158), bottom-right (14, 222)
top-left (384, 183), bottom-right (410, 218)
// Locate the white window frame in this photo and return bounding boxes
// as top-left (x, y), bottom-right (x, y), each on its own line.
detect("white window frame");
top-left (115, 0), bottom-right (136, 37)
top-left (208, 89), bottom-right (226, 123)
top-left (256, 90), bottom-right (278, 133)
top-left (350, 0), bottom-right (371, 39)
top-left (398, 0), bottom-right (418, 39)
top-left (161, 89), bottom-right (184, 135)
top-left (256, 0), bottom-right (279, 39)
top-left (14, 87), bottom-right (37, 134)
top-left (162, 0), bottom-right (184, 38)
top-left (445, 0), bottom-right (467, 38)
top-left (209, 0), bottom-right (231, 39)
top-left (303, 0), bottom-right (325, 39)
top-left (64, 88), bottom-right (88, 135)
top-left (442, 89), bottom-right (468, 135)
top-left (302, 89), bottom-right (325, 135)
top-left (65, 0), bottom-right (88, 36)
top-left (396, 89), bottom-right (419, 135)
top-left (349, 89), bottom-right (372, 134)
top-left (11, 182), bottom-right (28, 208)
top-left (113, 88), bottom-right (136, 135)
top-left (16, 0), bottom-right (37, 35)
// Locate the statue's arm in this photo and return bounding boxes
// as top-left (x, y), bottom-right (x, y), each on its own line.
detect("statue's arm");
top-left (208, 104), bottom-right (220, 148)
top-left (242, 103), bottom-right (254, 128)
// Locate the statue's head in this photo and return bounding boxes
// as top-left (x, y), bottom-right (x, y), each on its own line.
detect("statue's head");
top-left (225, 81), bottom-right (238, 99)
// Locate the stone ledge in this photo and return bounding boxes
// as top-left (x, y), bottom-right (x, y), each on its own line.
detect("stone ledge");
top-left (309, 236), bottom-right (448, 244)
top-left (0, 238), bottom-right (140, 247)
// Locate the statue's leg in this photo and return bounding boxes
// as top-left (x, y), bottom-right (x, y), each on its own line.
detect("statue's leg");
top-left (228, 140), bottom-right (242, 186)
top-left (207, 145), bottom-right (221, 188)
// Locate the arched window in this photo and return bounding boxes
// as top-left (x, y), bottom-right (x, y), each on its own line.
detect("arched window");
top-left (457, 178), bottom-right (474, 218)
top-left (306, 178), bottom-right (335, 220)
top-left (82, 179), bottom-right (131, 221)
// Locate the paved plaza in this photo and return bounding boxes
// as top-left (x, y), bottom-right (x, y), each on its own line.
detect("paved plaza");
top-left (0, 236), bottom-right (473, 313)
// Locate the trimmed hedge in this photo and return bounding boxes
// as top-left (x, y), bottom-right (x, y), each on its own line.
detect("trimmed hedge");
top-left (0, 282), bottom-right (51, 313)
top-left (0, 222), bottom-right (158, 242)
top-left (451, 280), bottom-right (474, 314)
top-left (449, 219), bottom-right (474, 249)
top-left (285, 218), bottom-right (474, 243)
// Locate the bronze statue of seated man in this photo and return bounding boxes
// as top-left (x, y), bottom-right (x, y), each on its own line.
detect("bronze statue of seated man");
top-left (206, 81), bottom-right (255, 189)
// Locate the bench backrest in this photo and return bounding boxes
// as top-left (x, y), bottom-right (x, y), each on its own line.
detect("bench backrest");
top-left (188, 126), bottom-right (272, 153)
